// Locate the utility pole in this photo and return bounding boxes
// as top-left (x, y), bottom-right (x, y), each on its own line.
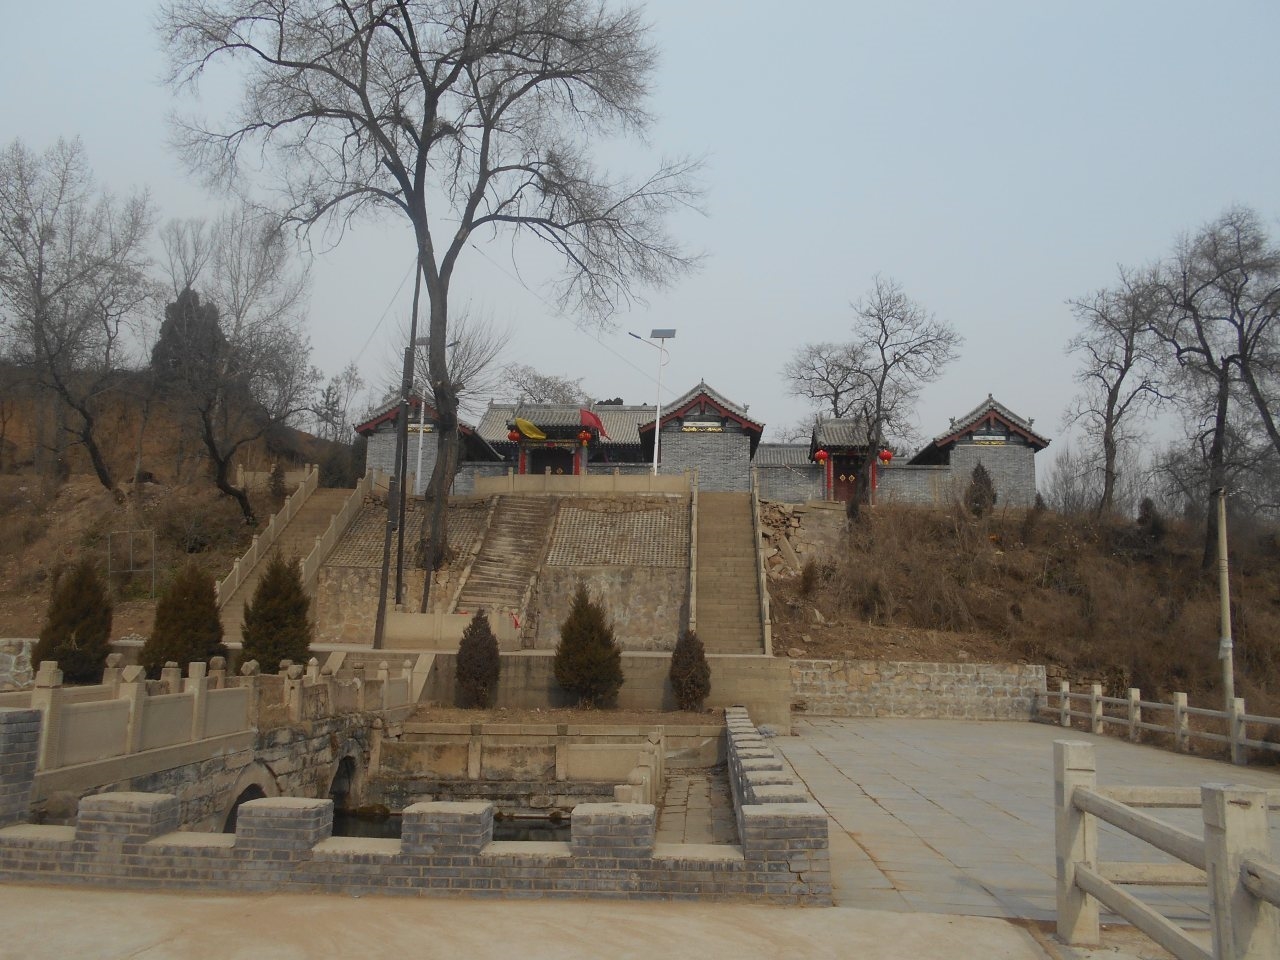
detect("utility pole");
top-left (1215, 487), bottom-right (1235, 709)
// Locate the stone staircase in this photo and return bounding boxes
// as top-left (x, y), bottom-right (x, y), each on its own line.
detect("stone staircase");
top-left (695, 492), bottom-right (765, 654)
top-left (220, 488), bottom-right (351, 644)
top-left (451, 496), bottom-right (557, 618)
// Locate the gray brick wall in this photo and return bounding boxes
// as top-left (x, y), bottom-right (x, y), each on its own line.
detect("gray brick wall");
top-left (366, 428), bottom-right (442, 496)
top-left (950, 442), bottom-right (1037, 507)
top-left (0, 710), bottom-right (40, 828)
top-left (756, 464), bottom-right (823, 502)
top-left (659, 424), bottom-right (751, 492)
top-left (876, 465), bottom-right (951, 505)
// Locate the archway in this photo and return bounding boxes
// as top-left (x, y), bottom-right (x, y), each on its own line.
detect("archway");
top-left (219, 761), bottom-right (280, 833)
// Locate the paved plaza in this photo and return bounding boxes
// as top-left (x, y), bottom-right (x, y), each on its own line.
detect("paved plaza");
top-left (5, 718), bottom-right (1280, 959)
top-left (777, 716), bottom-right (1280, 922)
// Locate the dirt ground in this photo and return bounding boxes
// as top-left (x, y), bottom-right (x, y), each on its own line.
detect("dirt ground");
top-left (769, 576), bottom-right (1020, 663)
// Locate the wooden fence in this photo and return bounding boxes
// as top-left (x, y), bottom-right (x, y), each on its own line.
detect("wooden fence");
top-left (1039, 681), bottom-right (1280, 765)
top-left (1055, 740), bottom-right (1280, 960)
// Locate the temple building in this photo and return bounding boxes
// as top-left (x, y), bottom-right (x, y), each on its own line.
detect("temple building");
top-left (354, 385), bottom-right (1049, 506)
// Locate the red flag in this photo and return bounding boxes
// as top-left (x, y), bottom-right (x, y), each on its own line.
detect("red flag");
top-left (579, 408), bottom-right (610, 439)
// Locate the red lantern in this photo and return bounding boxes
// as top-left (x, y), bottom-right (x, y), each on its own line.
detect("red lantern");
top-left (814, 448), bottom-right (829, 464)
top-left (507, 429), bottom-right (521, 442)
top-left (878, 448), bottom-right (893, 464)
top-left (578, 429), bottom-right (592, 446)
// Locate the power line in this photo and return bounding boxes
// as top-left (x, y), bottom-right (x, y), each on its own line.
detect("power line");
top-left (467, 241), bottom-right (670, 394)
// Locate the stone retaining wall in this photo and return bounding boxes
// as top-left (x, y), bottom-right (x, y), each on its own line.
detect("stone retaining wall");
top-left (790, 659), bottom-right (1046, 720)
top-left (0, 708), bottom-right (831, 903)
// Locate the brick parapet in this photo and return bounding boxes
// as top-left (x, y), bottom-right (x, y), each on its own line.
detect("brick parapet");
top-left (0, 709), bottom-right (40, 828)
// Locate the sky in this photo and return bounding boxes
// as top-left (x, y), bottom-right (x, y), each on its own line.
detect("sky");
top-left (4, 1), bottom-right (1280, 461)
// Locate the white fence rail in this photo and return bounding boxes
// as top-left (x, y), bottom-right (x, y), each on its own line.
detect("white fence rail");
top-left (215, 463), bottom-right (319, 607)
top-left (1039, 681), bottom-right (1280, 766)
top-left (300, 469), bottom-right (374, 592)
top-left (749, 466), bottom-right (773, 656)
top-left (1055, 740), bottom-right (1280, 960)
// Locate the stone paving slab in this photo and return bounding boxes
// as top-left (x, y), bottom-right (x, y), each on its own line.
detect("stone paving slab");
top-left (775, 717), bottom-right (1280, 923)
top-left (0, 885), bottom-right (1054, 960)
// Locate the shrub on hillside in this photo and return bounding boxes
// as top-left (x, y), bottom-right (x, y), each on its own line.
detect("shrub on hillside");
top-left (456, 609), bottom-right (501, 708)
top-left (240, 553), bottom-right (312, 671)
top-left (33, 559), bottom-right (113, 684)
top-left (140, 564), bottom-right (227, 678)
top-left (554, 583), bottom-right (623, 708)
top-left (965, 463), bottom-right (997, 517)
top-left (669, 629), bottom-right (711, 711)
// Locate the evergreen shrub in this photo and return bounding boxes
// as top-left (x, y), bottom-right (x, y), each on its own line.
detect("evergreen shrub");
top-left (668, 628), bottom-right (711, 711)
top-left (33, 559), bottom-right (113, 684)
top-left (553, 583), bottom-right (623, 708)
top-left (240, 553), bottom-right (312, 671)
top-left (456, 608), bottom-right (501, 708)
top-left (140, 564), bottom-right (227, 678)
top-left (965, 463), bottom-right (997, 517)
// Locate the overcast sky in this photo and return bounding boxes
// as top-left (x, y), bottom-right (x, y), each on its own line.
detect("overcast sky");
top-left (4, 1), bottom-right (1279, 459)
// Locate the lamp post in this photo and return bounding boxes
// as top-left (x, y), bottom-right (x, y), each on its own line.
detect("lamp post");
top-left (629, 328), bottom-right (675, 475)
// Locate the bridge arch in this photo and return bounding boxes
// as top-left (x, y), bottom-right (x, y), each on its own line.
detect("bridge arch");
top-left (325, 739), bottom-right (367, 812)
top-left (220, 762), bottom-right (281, 833)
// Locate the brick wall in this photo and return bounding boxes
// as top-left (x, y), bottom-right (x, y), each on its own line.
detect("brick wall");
top-left (0, 709), bottom-right (830, 903)
top-left (950, 442), bottom-right (1038, 507)
top-left (0, 710), bottom-right (39, 827)
top-left (789, 659), bottom-right (1046, 720)
top-left (659, 424), bottom-right (752, 492)
top-left (756, 464), bottom-right (823, 502)
top-left (875, 444), bottom-right (1038, 508)
top-left (876, 464), bottom-right (951, 505)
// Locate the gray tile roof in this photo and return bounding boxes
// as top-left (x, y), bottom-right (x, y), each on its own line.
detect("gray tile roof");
top-left (932, 395), bottom-right (1049, 447)
top-left (654, 380), bottom-right (761, 430)
top-left (813, 419), bottom-right (870, 449)
top-left (474, 401), bottom-right (650, 446)
top-left (754, 443), bottom-right (814, 466)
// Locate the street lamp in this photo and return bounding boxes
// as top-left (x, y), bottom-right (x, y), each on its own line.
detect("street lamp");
top-left (629, 328), bottom-right (675, 476)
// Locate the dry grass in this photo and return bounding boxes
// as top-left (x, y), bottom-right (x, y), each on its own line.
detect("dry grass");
top-left (773, 503), bottom-right (1280, 713)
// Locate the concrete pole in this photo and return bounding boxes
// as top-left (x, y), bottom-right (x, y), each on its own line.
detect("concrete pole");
top-left (1216, 487), bottom-right (1236, 710)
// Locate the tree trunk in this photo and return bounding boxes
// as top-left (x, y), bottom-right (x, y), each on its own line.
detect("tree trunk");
top-left (200, 409), bottom-right (256, 525)
top-left (418, 288), bottom-right (458, 613)
top-left (1098, 389), bottom-right (1119, 515)
top-left (1201, 362), bottom-right (1231, 569)
top-left (1238, 359), bottom-right (1280, 460)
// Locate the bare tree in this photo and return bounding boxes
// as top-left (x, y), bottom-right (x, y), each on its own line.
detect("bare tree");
top-left (314, 361), bottom-right (367, 444)
top-left (0, 138), bottom-right (153, 494)
top-left (159, 0), bottom-right (703, 609)
top-left (155, 206), bottom-right (313, 523)
top-left (1065, 269), bottom-right (1166, 514)
top-left (1151, 207), bottom-right (1280, 564)
top-left (504, 363), bottom-right (593, 405)
top-left (786, 277), bottom-right (961, 506)
top-left (384, 310), bottom-right (511, 421)
top-left (782, 341), bottom-right (867, 418)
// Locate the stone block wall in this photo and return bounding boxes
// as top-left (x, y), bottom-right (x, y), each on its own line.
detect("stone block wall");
top-left (418, 651), bottom-right (792, 732)
top-left (0, 641), bottom-right (33, 692)
top-left (789, 660), bottom-right (1046, 720)
top-left (0, 710), bottom-right (831, 903)
top-left (531, 566), bottom-right (688, 651)
top-left (659, 425), bottom-right (751, 492)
